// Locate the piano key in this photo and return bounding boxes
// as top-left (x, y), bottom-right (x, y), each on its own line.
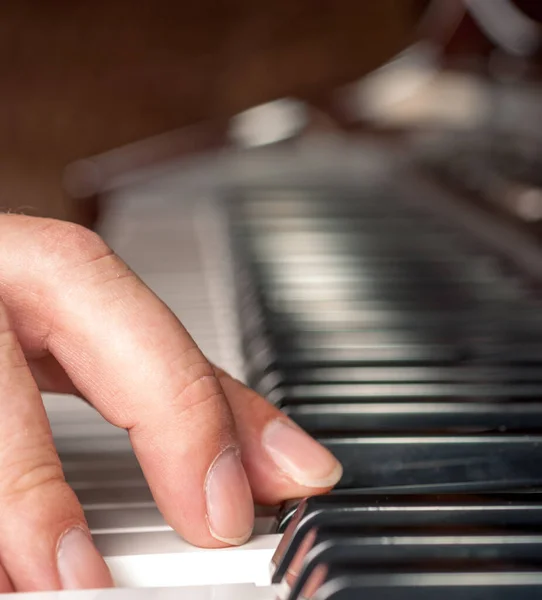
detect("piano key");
top-left (2, 584), bottom-right (277, 600)
top-left (269, 331), bottom-right (460, 351)
top-left (272, 493), bottom-right (542, 582)
top-left (324, 435), bottom-right (542, 490)
top-left (252, 260), bottom-right (462, 282)
top-left (283, 401), bottom-right (542, 434)
top-left (87, 505), bottom-right (169, 533)
top-left (258, 309), bottom-right (468, 331)
top-left (248, 254), bottom-right (480, 271)
top-left (264, 298), bottom-right (471, 318)
top-left (260, 308), bottom-right (542, 331)
top-left (86, 504), bottom-right (276, 536)
top-left (77, 485), bottom-right (155, 508)
top-left (95, 530), bottom-right (281, 588)
top-left (249, 332), bottom-right (542, 370)
top-left (311, 571), bottom-right (542, 600)
top-left (243, 229), bottom-right (463, 252)
top-left (280, 382), bottom-right (542, 403)
top-left (277, 365), bottom-right (542, 385)
top-left (253, 364), bottom-right (542, 397)
top-left (262, 286), bottom-right (474, 306)
top-left (287, 533), bottom-right (542, 600)
top-left (258, 344), bottom-right (462, 369)
top-left (55, 435), bottom-right (133, 455)
top-left (60, 453), bottom-right (140, 471)
top-left (229, 193), bottom-right (408, 217)
top-left (63, 460), bottom-right (146, 489)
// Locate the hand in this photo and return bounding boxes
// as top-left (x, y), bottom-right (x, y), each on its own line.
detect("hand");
top-left (0, 215), bottom-right (342, 592)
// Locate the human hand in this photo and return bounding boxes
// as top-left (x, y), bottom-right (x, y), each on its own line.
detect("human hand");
top-left (0, 215), bottom-right (342, 592)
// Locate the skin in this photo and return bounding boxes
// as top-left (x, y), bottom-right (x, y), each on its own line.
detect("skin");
top-left (0, 214), bottom-right (342, 592)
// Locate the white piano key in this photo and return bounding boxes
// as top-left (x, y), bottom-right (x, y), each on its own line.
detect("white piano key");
top-left (78, 482), bottom-right (277, 518)
top-left (43, 393), bottom-right (96, 415)
top-left (56, 436), bottom-right (133, 455)
top-left (97, 532), bottom-right (281, 588)
top-left (61, 457), bottom-right (145, 489)
top-left (86, 505), bottom-right (276, 536)
top-left (3, 583), bottom-right (276, 600)
top-left (77, 485), bottom-right (155, 508)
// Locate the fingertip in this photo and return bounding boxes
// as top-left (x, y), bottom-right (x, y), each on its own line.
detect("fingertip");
top-left (214, 368), bottom-right (343, 503)
top-left (57, 527), bottom-right (114, 590)
top-left (261, 418), bottom-right (343, 489)
top-left (205, 447), bottom-right (254, 546)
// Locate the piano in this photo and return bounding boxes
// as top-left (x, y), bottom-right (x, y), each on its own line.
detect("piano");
top-left (15, 2), bottom-right (542, 597)
top-left (9, 124), bottom-right (537, 600)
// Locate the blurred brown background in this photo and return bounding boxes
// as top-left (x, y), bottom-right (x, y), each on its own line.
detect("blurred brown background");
top-left (1, 0), bottom-right (420, 224)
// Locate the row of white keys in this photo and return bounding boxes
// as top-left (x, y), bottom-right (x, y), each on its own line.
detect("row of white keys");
top-left (7, 584), bottom-right (276, 600)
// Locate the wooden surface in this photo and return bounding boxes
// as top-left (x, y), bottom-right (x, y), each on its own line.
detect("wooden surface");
top-left (1, 0), bottom-right (418, 224)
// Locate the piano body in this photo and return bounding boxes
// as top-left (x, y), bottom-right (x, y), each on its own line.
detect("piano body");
top-left (14, 2), bottom-right (542, 598)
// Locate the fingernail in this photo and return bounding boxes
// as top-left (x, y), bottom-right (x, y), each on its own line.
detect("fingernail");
top-left (263, 419), bottom-right (343, 488)
top-left (205, 447), bottom-right (254, 545)
top-left (57, 527), bottom-right (114, 590)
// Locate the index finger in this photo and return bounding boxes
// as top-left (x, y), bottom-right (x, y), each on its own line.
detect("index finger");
top-left (0, 216), bottom-right (253, 547)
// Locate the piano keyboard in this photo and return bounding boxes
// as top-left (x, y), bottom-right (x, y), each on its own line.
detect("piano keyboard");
top-left (21, 140), bottom-right (542, 599)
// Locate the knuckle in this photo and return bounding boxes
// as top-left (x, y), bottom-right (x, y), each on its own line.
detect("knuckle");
top-left (174, 345), bottom-right (214, 377)
top-left (172, 362), bottom-right (225, 418)
top-left (163, 345), bottom-right (214, 390)
top-left (33, 219), bottom-right (135, 293)
top-left (129, 349), bottom-right (229, 432)
top-left (0, 446), bottom-right (65, 505)
top-left (34, 219), bottom-right (113, 271)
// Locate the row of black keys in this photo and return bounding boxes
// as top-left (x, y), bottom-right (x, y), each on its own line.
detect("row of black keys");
top-left (226, 187), bottom-right (542, 598)
top-left (228, 188), bottom-right (542, 492)
top-left (270, 492), bottom-right (542, 599)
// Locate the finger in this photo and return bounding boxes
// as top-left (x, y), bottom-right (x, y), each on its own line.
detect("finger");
top-left (0, 300), bottom-right (113, 591)
top-left (0, 216), bottom-right (253, 548)
top-left (31, 358), bottom-right (339, 503)
top-left (213, 367), bottom-right (343, 504)
top-left (31, 357), bottom-right (341, 503)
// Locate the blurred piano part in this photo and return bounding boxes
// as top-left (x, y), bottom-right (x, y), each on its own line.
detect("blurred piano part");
top-left (25, 1), bottom-right (542, 599)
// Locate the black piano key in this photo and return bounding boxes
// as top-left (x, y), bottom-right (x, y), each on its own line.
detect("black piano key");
top-left (260, 309), bottom-right (471, 331)
top-left (260, 308), bottom-right (542, 332)
top-left (311, 570), bottom-right (542, 600)
top-left (244, 352), bottom-right (472, 388)
top-left (287, 533), bottom-right (542, 600)
top-left (272, 493), bottom-right (542, 582)
top-left (278, 365), bottom-right (542, 385)
top-left (269, 345), bottom-right (463, 368)
top-left (279, 382), bottom-right (542, 405)
top-left (269, 331), bottom-right (461, 351)
top-left (324, 435), bottom-right (542, 490)
top-left (283, 401), bottom-right (542, 434)
top-left (257, 273), bottom-right (484, 294)
top-left (254, 268), bottom-right (476, 289)
top-left (262, 295), bottom-right (471, 314)
top-left (253, 365), bottom-right (508, 397)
